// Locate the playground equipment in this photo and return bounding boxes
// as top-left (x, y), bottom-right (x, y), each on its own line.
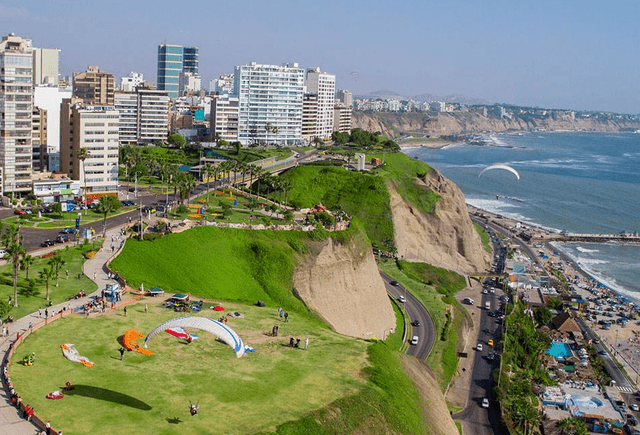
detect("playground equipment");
top-left (60, 344), bottom-right (94, 367)
top-left (123, 329), bottom-right (153, 355)
top-left (145, 317), bottom-right (255, 358)
top-left (23, 352), bottom-right (35, 366)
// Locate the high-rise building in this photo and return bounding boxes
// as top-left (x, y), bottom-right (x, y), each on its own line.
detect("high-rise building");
top-left (120, 71), bottom-right (144, 92)
top-left (301, 94), bottom-right (318, 142)
top-left (114, 88), bottom-right (170, 144)
top-left (32, 47), bottom-right (59, 86)
top-left (333, 103), bottom-right (352, 133)
top-left (73, 66), bottom-right (115, 105)
top-left (182, 46), bottom-right (198, 74)
top-left (157, 44), bottom-right (182, 98)
top-left (234, 62), bottom-right (305, 146)
top-left (32, 107), bottom-right (47, 171)
top-left (210, 74), bottom-right (234, 94)
top-left (60, 99), bottom-right (120, 197)
top-left (336, 89), bottom-right (353, 107)
top-left (0, 33), bottom-right (34, 194)
top-left (210, 94), bottom-right (239, 143)
top-left (34, 85), bottom-right (72, 154)
top-left (305, 67), bottom-right (335, 139)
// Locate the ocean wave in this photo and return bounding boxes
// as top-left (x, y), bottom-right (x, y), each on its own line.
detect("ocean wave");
top-left (577, 258), bottom-right (609, 266)
top-left (576, 246), bottom-right (599, 253)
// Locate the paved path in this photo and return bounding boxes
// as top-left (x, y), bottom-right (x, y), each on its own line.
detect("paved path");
top-left (0, 224), bottom-right (130, 434)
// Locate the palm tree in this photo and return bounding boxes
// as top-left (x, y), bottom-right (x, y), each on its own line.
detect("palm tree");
top-left (96, 196), bottom-right (121, 237)
top-left (2, 225), bottom-right (25, 307)
top-left (20, 254), bottom-right (35, 279)
top-left (178, 174), bottom-right (197, 204)
top-left (312, 136), bottom-right (323, 148)
top-left (48, 255), bottom-right (66, 288)
top-left (77, 147), bottom-right (90, 215)
top-left (202, 163), bottom-right (215, 195)
top-left (249, 165), bottom-right (262, 198)
top-left (38, 266), bottom-right (55, 301)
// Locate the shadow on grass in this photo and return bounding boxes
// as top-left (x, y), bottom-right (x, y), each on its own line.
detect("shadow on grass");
top-left (166, 416), bottom-right (182, 424)
top-left (62, 385), bottom-right (152, 410)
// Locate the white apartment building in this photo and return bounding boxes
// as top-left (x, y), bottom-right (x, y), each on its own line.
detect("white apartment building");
top-left (60, 100), bottom-right (119, 197)
top-left (0, 33), bottom-right (34, 194)
top-left (333, 103), bottom-right (352, 133)
top-left (32, 47), bottom-right (59, 86)
top-left (210, 94), bottom-right (239, 143)
top-left (301, 94), bottom-right (318, 142)
top-left (120, 71), bottom-right (144, 92)
top-left (234, 62), bottom-right (305, 146)
top-left (114, 92), bottom-right (138, 144)
top-left (305, 67), bottom-right (335, 139)
top-left (114, 89), bottom-right (169, 144)
top-left (34, 85), bottom-right (72, 154)
top-left (32, 175), bottom-right (80, 204)
top-left (179, 71), bottom-right (201, 95)
top-left (210, 74), bottom-right (234, 94)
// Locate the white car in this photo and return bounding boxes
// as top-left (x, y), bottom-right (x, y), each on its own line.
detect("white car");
top-left (0, 249), bottom-right (6, 258)
top-left (482, 398), bottom-right (490, 408)
top-left (482, 289), bottom-right (488, 294)
top-left (630, 403), bottom-right (639, 411)
top-left (397, 295), bottom-right (406, 303)
top-left (410, 336), bottom-right (419, 345)
top-left (477, 343), bottom-right (483, 351)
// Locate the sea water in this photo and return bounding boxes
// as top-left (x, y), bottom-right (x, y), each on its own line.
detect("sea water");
top-left (404, 132), bottom-right (640, 299)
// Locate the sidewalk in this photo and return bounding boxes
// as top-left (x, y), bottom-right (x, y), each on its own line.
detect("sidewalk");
top-left (0, 224), bottom-right (130, 434)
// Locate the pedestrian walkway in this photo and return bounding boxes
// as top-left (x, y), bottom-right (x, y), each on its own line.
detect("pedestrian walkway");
top-left (0, 224), bottom-right (130, 434)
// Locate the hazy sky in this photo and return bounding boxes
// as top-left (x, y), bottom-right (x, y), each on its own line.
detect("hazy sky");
top-left (2, 0), bottom-right (639, 113)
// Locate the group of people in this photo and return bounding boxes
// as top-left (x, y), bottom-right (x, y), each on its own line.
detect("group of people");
top-left (1, 325), bottom-right (9, 337)
top-left (277, 307), bottom-right (289, 322)
top-left (288, 337), bottom-right (309, 350)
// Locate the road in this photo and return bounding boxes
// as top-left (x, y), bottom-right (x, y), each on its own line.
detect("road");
top-left (379, 272), bottom-right (435, 360)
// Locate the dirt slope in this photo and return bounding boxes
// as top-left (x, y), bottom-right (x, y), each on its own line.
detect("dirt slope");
top-left (390, 169), bottom-right (488, 274)
top-left (401, 356), bottom-right (460, 435)
top-left (294, 237), bottom-right (396, 339)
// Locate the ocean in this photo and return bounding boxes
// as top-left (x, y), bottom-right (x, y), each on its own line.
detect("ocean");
top-left (403, 132), bottom-right (640, 300)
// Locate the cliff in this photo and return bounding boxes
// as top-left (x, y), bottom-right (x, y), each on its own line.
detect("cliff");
top-left (353, 111), bottom-right (640, 138)
top-left (389, 168), bottom-right (489, 274)
top-left (294, 235), bottom-right (396, 339)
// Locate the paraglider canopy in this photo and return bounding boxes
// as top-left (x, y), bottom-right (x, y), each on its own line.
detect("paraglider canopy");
top-left (479, 163), bottom-right (520, 180)
top-left (144, 316), bottom-right (254, 358)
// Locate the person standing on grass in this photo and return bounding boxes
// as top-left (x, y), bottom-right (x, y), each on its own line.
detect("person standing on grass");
top-left (305, 337), bottom-right (309, 350)
top-left (284, 311), bottom-right (289, 323)
top-left (124, 306), bottom-right (127, 317)
top-left (119, 347), bottom-right (125, 361)
top-left (278, 307), bottom-right (283, 320)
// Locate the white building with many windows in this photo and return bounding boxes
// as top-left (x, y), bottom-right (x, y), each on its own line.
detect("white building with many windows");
top-left (120, 71), bottom-right (144, 92)
top-left (305, 67), bottom-right (335, 140)
top-left (60, 100), bottom-right (119, 197)
top-left (210, 94), bottom-right (239, 143)
top-left (0, 33), bottom-right (34, 195)
top-left (234, 62), bottom-right (305, 146)
top-left (114, 88), bottom-right (169, 145)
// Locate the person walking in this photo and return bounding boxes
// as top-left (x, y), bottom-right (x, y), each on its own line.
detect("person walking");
top-left (278, 307), bottom-right (283, 320)
top-left (45, 308), bottom-right (48, 319)
top-left (124, 306), bottom-right (127, 317)
top-left (119, 347), bottom-right (125, 360)
top-left (38, 308), bottom-right (42, 318)
top-left (144, 304), bottom-right (148, 314)
top-left (305, 337), bottom-right (309, 350)
top-left (284, 311), bottom-right (289, 323)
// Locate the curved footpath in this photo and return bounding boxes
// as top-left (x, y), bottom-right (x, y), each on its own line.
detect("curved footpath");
top-left (0, 224), bottom-right (132, 435)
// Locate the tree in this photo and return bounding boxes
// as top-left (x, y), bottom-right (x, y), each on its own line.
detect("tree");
top-left (96, 196), bottom-right (121, 237)
top-left (178, 173), bottom-right (197, 204)
top-left (77, 147), bottom-right (90, 215)
top-left (331, 131), bottom-right (349, 144)
top-left (202, 163), bottom-right (215, 194)
top-left (168, 133), bottom-right (187, 149)
top-left (313, 136), bottom-right (325, 147)
top-left (233, 141), bottom-right (242, 155)
top-left (2, 225), bottom-right (25, 307)
top-left (38, 266), bottom-right (55, 301)
top-left (248, 165), bottom-right (261, 197)
top-left (218, 139), bottom-right (229, 149)
top-left (533, 306), bottom-right (553, 326)
top-left (48, 255), bottom-right (66, 288)
top-left (20, 254), bottom-right (35, 279)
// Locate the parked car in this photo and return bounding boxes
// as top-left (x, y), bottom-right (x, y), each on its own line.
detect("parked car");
top-left (40, 239), bottom-right (55, 247)
top-left (56, 234), bottom-right (69, 243)
top-left (60, 227), bottom-right (75, 234)
top-left (410, 336), bottom-right (419, 345)
top-left (13, 209), bottom-right (26, 215)
top-left (0, 249), bottom-right (6, 258)
top-left (477, 343), bottom-right (483, 351)
top-left (630, 403), bottom-right (639, 411)
top-left (628, 415), bottom-right (638, 426)
top-left (482, 398), bottom-right (490, 408)
top-left (488, 339), bottom-right (494, 346)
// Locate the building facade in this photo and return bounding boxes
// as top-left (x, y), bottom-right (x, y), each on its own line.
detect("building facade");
top-left (234, 62), bottom-right (305, 146)
top-left (115, 88), bottom-right (169, 144)
top-left (120, 71), bottom-right (144, 92)
top-left (60, 100), bottom-right (120, 197)
top-left (114, 92), bottom-right (138, 144)
top-left (305, 67), bottom-right (335, 139)
top-left (301, 93), bottom-right (318, 142)
top-left (182, 46), bottom-right (198, 74)
top-left (31, 106), bottom-right (47, 171)
top-left (73, 65), bottom-right (115, 105)
top-left (336, 89), bottom-right (353, 107)
top-left (333, 103), bottom-right (352, 133)
top-left (0, 33), bottom-right (34, 194)
top-left (179, 71), bottom-right (201, 95)
top-left (33, 85), bottom-right (72, 154)
top-left (32, 47), bottom-right (59, 86)
top-left (157, 44), bottom-right (182, 98)
top-left (210, 94), bottom-right (239, 143)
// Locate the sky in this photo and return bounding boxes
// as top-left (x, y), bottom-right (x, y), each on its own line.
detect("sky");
top-left (1, 0), bottom-right (639, 114)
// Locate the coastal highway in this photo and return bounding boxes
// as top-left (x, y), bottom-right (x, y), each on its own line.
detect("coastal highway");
top-left (380, 272), bottom-right (435, 360)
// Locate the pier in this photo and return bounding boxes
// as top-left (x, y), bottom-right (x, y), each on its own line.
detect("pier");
top-left (535, 232), bottom-right (640, 243)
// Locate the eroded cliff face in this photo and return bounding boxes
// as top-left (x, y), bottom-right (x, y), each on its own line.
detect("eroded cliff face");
top-left (353, 111), bottom-right (640, 138)
top-left (390, 168), bottom-right (489, 274)
top-left (294, 237), bottom-right (396, 339)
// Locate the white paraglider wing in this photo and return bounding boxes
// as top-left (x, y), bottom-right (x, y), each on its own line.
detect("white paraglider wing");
top-left (144, 317), bottom-right (252, 358)
top-left (479, 163), bottom-right (520, 180)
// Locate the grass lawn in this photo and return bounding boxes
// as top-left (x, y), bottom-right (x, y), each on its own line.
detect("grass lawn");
top-left (10, 301), bottom-right (369, 435)
top-left (474, 223), bottom-right (491, 254)
top-left (280, 165), bottom-right (394, 249)
top-left (10, 208), bottom-right (136, 229)
top-left (0, 244), bottom-right (98, 320)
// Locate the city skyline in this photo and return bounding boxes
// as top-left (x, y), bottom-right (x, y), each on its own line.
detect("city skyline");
top-left (1, 0), bottom-right (638, 114)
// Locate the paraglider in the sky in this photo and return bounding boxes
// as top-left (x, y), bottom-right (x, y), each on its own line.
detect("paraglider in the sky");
top-left (144, 317), bottom-right (255, 358)
top-left (479, 163), bottom-right (520, 180)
